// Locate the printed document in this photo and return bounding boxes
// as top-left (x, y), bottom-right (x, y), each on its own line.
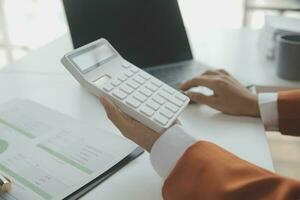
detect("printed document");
top-left (0, 99), bottom-right (137, 200)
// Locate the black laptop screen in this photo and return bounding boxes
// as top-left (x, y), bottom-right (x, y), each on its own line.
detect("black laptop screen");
top-left (63, 0), bottom-right (193, 68)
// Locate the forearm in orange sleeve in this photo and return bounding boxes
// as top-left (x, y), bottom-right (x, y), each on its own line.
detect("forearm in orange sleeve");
top-left (162, 141), bottom-right (300, 200)
top-left (278, 89), bottom-right (300, 136)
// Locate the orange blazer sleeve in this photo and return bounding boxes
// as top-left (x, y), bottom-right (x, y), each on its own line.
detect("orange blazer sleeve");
top-left (278, 89), bottom-right (300, 136)
top-left (162, 141), bottom-right (300, 200)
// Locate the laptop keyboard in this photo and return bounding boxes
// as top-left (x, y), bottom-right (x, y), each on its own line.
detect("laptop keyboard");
top-left (146, 62), bottom-right (205, 88)
top-left (145, 62), bottom-right (253, 92)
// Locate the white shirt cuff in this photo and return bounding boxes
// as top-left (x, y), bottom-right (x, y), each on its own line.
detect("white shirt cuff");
top-left (150, 124), bottom-right (196, 179)
top-left (258, 93), bottom-right (279, 131)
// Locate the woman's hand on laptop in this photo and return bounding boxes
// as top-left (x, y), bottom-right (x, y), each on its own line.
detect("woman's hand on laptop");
top-left (180, 69), bottom-right (260, 117)
top-left (100, 96), bottom-right (160, 152)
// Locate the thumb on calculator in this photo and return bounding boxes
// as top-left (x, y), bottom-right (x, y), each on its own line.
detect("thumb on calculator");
top-left (100, 97), bottom-right (160, 152)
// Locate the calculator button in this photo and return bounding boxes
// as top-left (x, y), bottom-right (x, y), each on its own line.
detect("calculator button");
top-left (122, 62), bottom-right (131, 68)
top-left (133, 76), bottom-right (146, 84)
top-left (159, 108), bottom-right (174, 119)
top-left (170, 98), bottom-right (183, 107)
top-left (145, 82), bottom-right (158, 92)
top-left (124, 71), bottom-right (134, 77)
top-left (171, 98), bottom-right (183, 107)
top-left (103, 84), bottom-right (114, 92)
top-left (175, 93), bottom-right (188, 102)
top-left (162, 86), bottom-right (176, 95)
top-left (152, 95), bottom-right (165, 105)
top-left (150, 79), bottom-right (163, 87)
top-left (138, 87), bottom-right (152, 97)
top-left (126, 97), bottom-right (141, 108)
top-left (120, 84), bottom-right (134, 94)
top-left (154, 114), bottom-right (168, 125)
top-left (126, 80), bottom-right (140, 89)
top-left (133, 92), bottom-right (147, 103)
top-left (130, 67), bottom-right (139, 73)
top-left (165, 103), bottom-right (179, 113)
top-left (138, 72), bottom-right (151, 80)
top-left (158, 91), bottom-right (173, 99)
top-left (112, 89), bottom-right (127, 100)
top-left (140, 106), bottom-right (154, 117)
top-left (118, 75), bottom-right (127, 82)
top-left (158, 91), bottom-right (183, 107)
top-left (111, 79), bottom-right (121, 87)
top-left (146, 100), bottom-right (160, 111)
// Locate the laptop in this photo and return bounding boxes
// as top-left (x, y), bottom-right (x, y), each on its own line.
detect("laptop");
top-left (62, 0), bottom-right (209, 88)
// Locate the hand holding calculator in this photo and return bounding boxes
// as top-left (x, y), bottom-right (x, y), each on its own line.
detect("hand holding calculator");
top-left (61, 39), bottom-right (189, 133)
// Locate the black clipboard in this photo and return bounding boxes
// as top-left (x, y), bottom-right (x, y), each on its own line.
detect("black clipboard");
top-left (63, 147), bottom-right (144, 200)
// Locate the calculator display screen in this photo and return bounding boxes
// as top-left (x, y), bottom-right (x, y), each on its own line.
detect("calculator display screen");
top-left (70, 43), bottom-right (117, 74)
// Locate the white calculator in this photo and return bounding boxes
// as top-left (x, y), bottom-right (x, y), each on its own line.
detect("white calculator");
top-left (61, 38), bottom-right (189, 133)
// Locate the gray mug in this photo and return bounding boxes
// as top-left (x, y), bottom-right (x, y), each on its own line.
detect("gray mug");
top-left (276, 34), bottom-right (300, 80)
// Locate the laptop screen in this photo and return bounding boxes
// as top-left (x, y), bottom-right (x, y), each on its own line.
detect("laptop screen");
top-left (63, 0), bottom-right (193, 69)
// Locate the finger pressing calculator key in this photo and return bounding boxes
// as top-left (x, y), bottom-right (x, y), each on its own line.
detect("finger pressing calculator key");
top-left (61, 38), bottom-right (190, 133)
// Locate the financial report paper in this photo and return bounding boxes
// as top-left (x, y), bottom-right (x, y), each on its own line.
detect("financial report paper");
top-left (0, 99), bottom-right (137, 200)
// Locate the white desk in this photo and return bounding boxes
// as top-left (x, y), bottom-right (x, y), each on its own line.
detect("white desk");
top-left (0, 29), bottom-right (286, 200)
